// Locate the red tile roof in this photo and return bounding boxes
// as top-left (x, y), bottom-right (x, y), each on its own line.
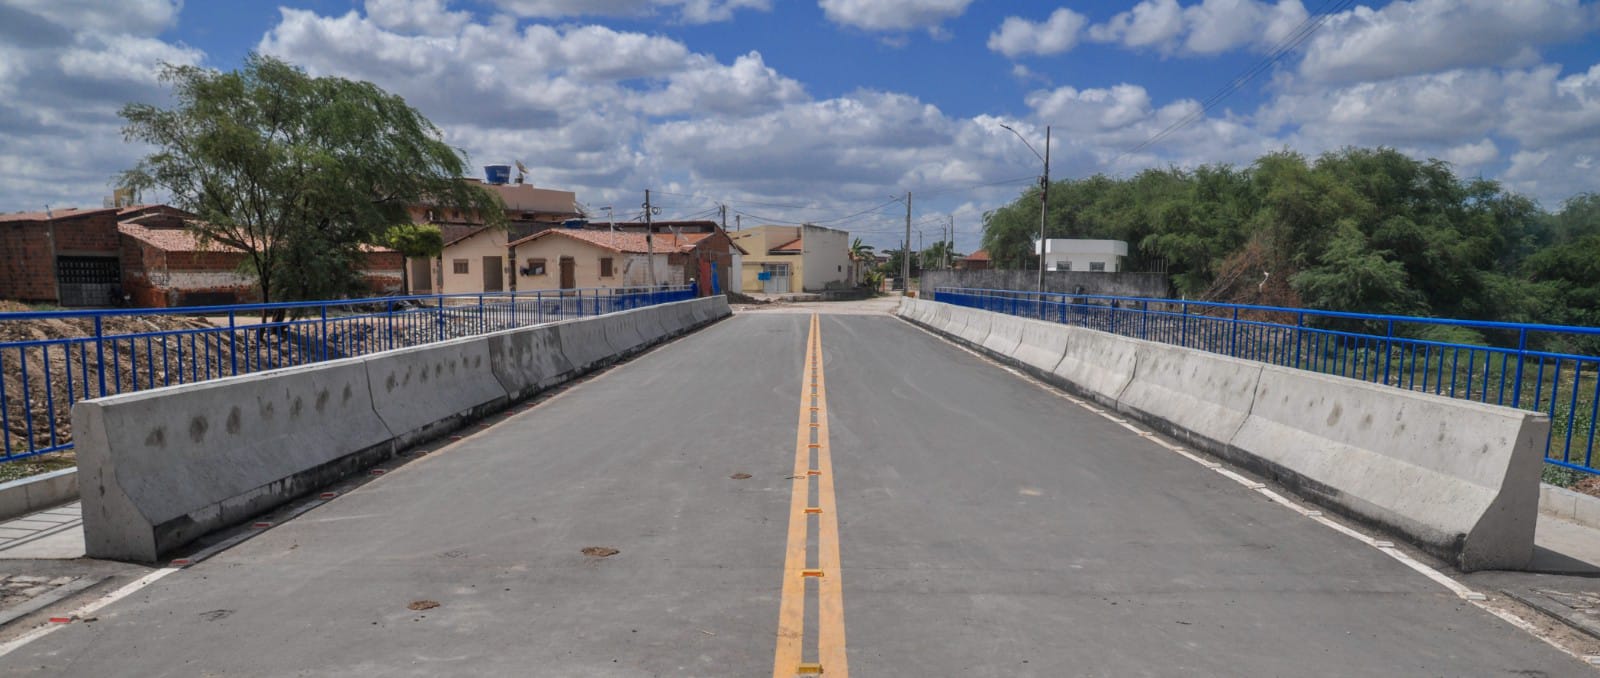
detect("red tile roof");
top-left (0, 206), bottom-right (122, 223)
top-left (964, 248), bottom-right (990, 261)
top-left (118, 220), bottom-right (394, 254)
top-left (770, 237), bottom-right (803, 253)
top-left (510, 228), bottom-right (714, 254)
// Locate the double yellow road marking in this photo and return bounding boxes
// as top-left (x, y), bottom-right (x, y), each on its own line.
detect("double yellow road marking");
top-left (773, 314), bottom-right (847, 677)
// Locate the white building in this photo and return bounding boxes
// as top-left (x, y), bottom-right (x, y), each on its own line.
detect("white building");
top-left (1035, 239), bottom-right (1128, 273)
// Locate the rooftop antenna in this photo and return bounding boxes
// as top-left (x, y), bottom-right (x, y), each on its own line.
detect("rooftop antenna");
top-left (44, 204), bottom-right (53, 219)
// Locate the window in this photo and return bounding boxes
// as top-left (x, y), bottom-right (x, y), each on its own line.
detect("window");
top-left (1089, 261), bottom-right (1106, 272)
top-left (522, 258), bottom-right (547, 276)
top-left (1055, 261), bottom-right (1071, 272)
top-left (600, 257), bottom-right (614, 278)
top-left (453, 259), bottom-right (469, 275)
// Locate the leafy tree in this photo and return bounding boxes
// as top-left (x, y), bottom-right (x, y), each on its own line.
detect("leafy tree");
top-left (119, 54), bottom-right (503, 310)
top-left (849, 237), bottom-right (876, 261)
top-left (920, 240), bottom-right (959, 270)
top-left (382, 223), bottom-right (444, 294)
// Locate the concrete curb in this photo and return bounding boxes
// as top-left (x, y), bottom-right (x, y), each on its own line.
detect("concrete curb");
top-left (74, 296), bottom-right (731, 563)
top-left (0, 469), bottom-right (78, 522)
top-left (899, 300), bottom-right (1548, 572)
top-left (1540, 483), bottom-right (1600, 529)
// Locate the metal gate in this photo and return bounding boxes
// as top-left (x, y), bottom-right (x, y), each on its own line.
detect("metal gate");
top-left (762, 263), bottom-right (790, 294)
top-left (56, 256), bottom-right (120, 307)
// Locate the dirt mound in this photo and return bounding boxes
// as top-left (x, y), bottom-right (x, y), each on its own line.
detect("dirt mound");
top-left (0, 306), bottom-right (219, 462)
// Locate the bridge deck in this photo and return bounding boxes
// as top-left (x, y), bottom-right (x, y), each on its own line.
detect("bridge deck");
top-left (0, 312), bottom-right (1587, 675)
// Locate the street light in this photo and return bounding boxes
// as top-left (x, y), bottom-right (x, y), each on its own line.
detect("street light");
top-left (999, 123), bottom-right (1050, 293)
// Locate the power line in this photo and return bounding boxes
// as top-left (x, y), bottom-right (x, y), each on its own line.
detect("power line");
top-left (1112, 0), bottom-right (1356, 163)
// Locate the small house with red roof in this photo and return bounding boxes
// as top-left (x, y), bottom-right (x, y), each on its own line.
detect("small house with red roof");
top-left (507, 227), bottom-right (743, 295)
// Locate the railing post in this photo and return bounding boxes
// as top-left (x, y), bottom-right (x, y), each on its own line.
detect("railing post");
top-left (318, 305), bottom-right (329, 362)
top-left (477, 294), bottom-right (486, 334)
top-left (385, 300), bottom-right (395, 350)
top-left (536, 291), bottom-right (543, 324)
top-left (1294, 312), bottom-right (1305, 369)
top-left (228, 311), bottom-right (237, 376)
top-left (1180, 302), bottom-right (1188, 347)
top-left (1512, 328), bottom-right (1528, 409)
top-left (1382, 319), bottom-right (1394, 386)
top-left (1229, 307), bottom-right (1239, 357)
top-left (1141, 301), bottom-right (1149, 340)
top-left (577, 289), bottom-right (584, 318)
top-left (94, 316), bottom-right (107, 397)
top-left (436, 296), bottom-right (445, 342)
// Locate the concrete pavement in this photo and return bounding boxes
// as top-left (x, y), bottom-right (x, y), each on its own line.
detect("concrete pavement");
top-left (0, 310), bottom-right (1592, 675)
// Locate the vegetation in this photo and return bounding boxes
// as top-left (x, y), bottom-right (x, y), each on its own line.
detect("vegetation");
top-left (981, 147), bottom-right (1600, 337)
top-left (119, 54), bottom-right (503, 308)
top-left (383, 223), bottom-right (444, 294)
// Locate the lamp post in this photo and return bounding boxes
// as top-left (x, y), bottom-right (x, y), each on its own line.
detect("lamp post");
top-left (999, 123), bottom-right (1050, 292)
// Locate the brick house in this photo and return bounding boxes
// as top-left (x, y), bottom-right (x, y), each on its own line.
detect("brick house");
top-left (0, 205), bottom-right (402, 308)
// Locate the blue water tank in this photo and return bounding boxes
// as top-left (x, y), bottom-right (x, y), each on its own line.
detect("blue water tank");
top-left (484, 164), bottom-right (512, 185)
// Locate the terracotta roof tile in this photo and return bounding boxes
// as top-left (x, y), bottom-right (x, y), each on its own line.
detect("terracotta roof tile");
top-left (770, 237), bottom-right (804, 253)
top-left (964, 248), bottom-right (990, 261)
top-left (118, 220), bottom-right (394, 253)
top-left (0, 206), bottom-right (122, 223)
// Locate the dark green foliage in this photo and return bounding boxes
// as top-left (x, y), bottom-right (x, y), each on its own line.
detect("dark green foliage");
top-left (119, 54), bottom-right (502, 306)
top-left (981, 146), bottom-right (1595, 332)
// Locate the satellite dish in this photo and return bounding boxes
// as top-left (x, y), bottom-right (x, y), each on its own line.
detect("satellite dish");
top-left (514, 160), bottom-right (528, 184)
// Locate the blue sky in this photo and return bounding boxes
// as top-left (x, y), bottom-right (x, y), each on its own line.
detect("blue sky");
top-left (4, 0), bottom-right (1600, 252)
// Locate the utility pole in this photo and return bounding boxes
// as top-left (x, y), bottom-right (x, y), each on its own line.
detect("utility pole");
top-left (947, 215), bottom-right (954, 269)
top-left (644, 190), bottom-right (658, 288)
top-left (902, 191), bottom-right (912, 294)
top-left (1038, 125), bottom-right (1051, 293)
top-left (735, 214), bottom-right (741, 231)
top-left (719, 204), bottom-right (727, 230)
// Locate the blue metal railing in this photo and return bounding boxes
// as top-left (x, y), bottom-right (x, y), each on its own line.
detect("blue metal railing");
top-left (0, 285), bottom-right (695, 461)
top-left (934, 287), bottom-right (1600, 476)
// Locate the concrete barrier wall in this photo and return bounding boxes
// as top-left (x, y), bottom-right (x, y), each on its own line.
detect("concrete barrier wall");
top-left (981, 313), bottom-right (1026, 357)
top-left (74, 296), bottom-right (732, 563)
top-left (76, 359), bottom-right (394, 563)
top-left (1117, 342), bottom-right (1262, 453)
top-left (367, 336), bottom-right (508, 448)
top-left (1230, 366), bottom-right (1545, 571)
top-left (487, 325), bottom-right (574, 401)
top-left (1052, 327), bottom-right (1139, 408)
top-left (896, 300), bottom-right (1548, 571)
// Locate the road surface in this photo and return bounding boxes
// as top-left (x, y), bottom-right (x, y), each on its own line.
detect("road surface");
top-left (0, 310), bottom-right (1589, 676)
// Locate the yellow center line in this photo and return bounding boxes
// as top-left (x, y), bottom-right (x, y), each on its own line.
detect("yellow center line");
top-left (773, 314), bottom-right (848, 678)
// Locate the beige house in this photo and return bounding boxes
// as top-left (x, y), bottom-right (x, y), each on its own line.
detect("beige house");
top-left (508, 229), bottom-right (741, 292)
top-left (729, 224), bottom-right (851, 294)
top-left (406, 177), bottom-right (582, 295)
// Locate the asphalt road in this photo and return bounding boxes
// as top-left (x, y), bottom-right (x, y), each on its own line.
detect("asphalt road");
top-left (0, 311), bottom-right (1590, 676)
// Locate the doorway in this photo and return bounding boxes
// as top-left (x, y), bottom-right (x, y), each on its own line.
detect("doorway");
top-left (559, 256), bottom-right (576, 289)
top-left (482, 256), bottom-right (504, 292)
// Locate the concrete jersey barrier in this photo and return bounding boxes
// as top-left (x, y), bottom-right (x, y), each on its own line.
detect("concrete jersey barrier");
top-left (75, 296), bottom-right (731, 562)
top-left (366, 335), bottom-right (508, 448)
top-left (1230, 365), bottom-right (1546, 571)
top-left (1117, 340), bottom-right (1263, 453)
top-left (75, 359), bottom-right (394, 563)
top-left (486, 324), bottom-right (575, 401)
top-left (896, 299), bottom-right (1547, 571)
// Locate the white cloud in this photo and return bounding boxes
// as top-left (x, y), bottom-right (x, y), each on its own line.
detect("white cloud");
top-left (363, 0), bottom-right (470, 36)
top-left (988, 8), bottom-right (1089, 58)
top-left (0, 0), bottom-right (199, 211)
top-left (1087, 0), bottom-right (1308, 55)
top-left (485, 0), bottom-right (770, 23)
top-left (818, 0), bottom-right (974, 32)
top-left (1299, 0), bottom-right (1596, 83)
top-left (1088, 0), bottom-right (1185, 51)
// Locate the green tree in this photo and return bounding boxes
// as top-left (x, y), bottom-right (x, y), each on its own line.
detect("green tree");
top-left (920, 240), bottom-right (958, 270)
top-left (382, 223), bottom-right (444, 294)
top-left (118, 54), bottom-right (502, 308)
